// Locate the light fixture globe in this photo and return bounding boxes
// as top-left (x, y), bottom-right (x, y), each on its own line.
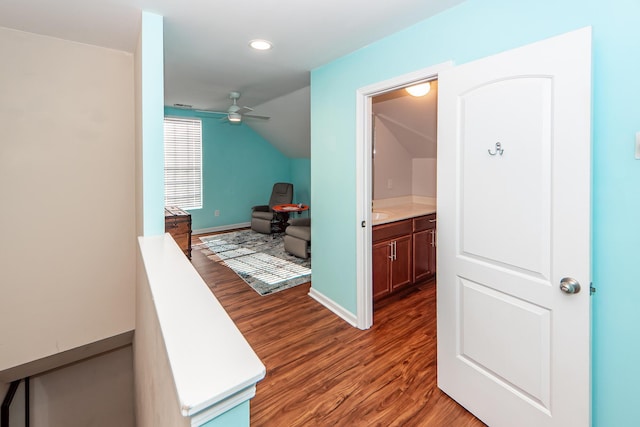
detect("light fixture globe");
top-left (228, 112), bottom-right (242, 123)
top-left (405, 82), bottom-right (431, 97)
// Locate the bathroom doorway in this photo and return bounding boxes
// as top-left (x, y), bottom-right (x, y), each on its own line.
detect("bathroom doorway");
top-left (354, 62), bottom-right (451, 329)
top-left (370, 81), bottom-right (438, 309)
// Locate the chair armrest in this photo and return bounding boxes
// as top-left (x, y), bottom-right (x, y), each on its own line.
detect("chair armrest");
top-left (288, 218), bottom-right (310, 227)
top-left (252, 205), bottom-right (270, 212)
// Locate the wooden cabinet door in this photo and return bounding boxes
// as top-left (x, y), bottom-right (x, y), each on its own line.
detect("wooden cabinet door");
top-left (413, 229), bottom-right (432, 283)
top-left (391, 235), bottom-right (412, 291)
top-left (372, 240), bottom-right (392, 300)
top-left (428, 228), bottom-right (436, 277)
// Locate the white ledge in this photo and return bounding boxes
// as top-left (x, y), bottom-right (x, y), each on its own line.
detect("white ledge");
top-left (137, 234), bottom-right (265, 423)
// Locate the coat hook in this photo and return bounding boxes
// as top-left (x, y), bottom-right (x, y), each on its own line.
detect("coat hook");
top-left (488, 142), bottom-right (504, 156)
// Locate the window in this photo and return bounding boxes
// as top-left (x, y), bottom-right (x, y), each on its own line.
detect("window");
top-left (164, 117), bottom-right (202, 210)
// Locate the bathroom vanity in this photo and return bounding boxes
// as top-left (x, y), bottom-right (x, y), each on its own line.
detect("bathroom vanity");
top-left (372, 198), bottom-right (436, 301)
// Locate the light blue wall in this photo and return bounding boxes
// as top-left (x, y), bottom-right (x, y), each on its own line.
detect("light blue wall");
top-left (165, 108), bottom-right (298, 231)
top-left (310, 0), bottom-right (640, 425)
top-left (291, 158), bottom-right (311, 207)
top-left (201, 401), bottom-right (249, 427)
top-left (141, 12), bottom-right (165, 236)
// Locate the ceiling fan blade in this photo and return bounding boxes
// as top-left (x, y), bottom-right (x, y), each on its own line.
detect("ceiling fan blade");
top-left (236, 106), bottom-right (253, 115)
top-left (195, 109), bottom-right (227, 115)
top-left (243, 114), bottom-right (270, 120)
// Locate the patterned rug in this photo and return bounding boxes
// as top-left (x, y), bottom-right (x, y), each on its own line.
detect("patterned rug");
top-left (195, 229), bottom-right (311, 295)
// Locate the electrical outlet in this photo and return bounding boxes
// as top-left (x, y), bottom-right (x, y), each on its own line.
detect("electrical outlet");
top-left (214, 210), bottom-right (220, 217)
top-left (387, 179), bottom-right (393, 189)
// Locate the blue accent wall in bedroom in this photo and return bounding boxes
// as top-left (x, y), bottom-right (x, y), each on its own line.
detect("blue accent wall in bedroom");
top-left (164, 107), bottom-right (310, 231)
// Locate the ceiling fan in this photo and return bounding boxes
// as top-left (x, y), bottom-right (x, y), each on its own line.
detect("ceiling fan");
top-left (196, 91), bottom-right (270, 123)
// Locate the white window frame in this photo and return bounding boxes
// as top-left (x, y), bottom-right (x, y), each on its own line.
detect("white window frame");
top-left (163, 116), bottom-right (203, 210)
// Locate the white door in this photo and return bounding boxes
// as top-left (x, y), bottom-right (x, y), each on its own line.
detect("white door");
top-left (437, 28), bottom-right (592, 427)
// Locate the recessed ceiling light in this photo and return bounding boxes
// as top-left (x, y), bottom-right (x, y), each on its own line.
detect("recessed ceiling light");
top-left (249, 39), bottom-right (273, 51)
top-left (405, 82), bottom-right (431, 97)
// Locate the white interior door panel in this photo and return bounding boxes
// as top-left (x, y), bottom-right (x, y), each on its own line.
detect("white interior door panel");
top-left (437, 27), bottom-right (592, 427)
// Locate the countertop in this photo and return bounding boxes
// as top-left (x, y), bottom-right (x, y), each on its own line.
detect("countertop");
top-left (372, 202), bottom-right (437, 226)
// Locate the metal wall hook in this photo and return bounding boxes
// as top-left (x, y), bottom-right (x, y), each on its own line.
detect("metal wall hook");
top-left (488, 142), bottom-right (504, 156)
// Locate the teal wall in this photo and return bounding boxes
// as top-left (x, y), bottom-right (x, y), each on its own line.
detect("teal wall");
top-left (201, 401), bottom-right (249, 427)
top-left (165, 108), bottom-right (310, 231)
top-left (310, 0), bottom-right (640, 425)
top-left (291, 158), bottom-right (311, 207)
top-left (141, 12), bottom-right (165, 236)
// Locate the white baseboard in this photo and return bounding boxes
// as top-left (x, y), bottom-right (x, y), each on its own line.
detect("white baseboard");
top-left (193, 222), bottom-right (251, 235)
top-left (308, 287), bottom-right (358, 327)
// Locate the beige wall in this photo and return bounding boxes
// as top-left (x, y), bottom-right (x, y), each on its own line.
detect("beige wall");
top-left (6, 346), bottom-right (134, 427)
top-left (373, 118), bottom-right (413, 199)
top-left (412, 158), bottom-right (437, 197)
top-left (0, 27), bottom-right (136, 371)
top-left (373, 119), bottom-right (437, 199)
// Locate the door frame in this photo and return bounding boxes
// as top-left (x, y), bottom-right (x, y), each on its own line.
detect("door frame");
top-left (355, 61), bottom-right (452, 329)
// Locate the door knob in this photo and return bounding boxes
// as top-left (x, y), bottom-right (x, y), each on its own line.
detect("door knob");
top-left (560, 277), bottom-right (581, 294)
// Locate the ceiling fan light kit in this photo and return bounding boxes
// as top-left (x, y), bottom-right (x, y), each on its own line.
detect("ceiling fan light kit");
top-left (194, 91), bottom-right (270, 124)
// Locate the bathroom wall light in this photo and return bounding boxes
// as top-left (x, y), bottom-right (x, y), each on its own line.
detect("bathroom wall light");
top-left (249, 39), bottom-right (273, 50)
top-left (405, 82), bottom-right (431, 97)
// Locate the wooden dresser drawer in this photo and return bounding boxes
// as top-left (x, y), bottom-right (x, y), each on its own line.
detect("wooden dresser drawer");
top-left (165, 206), bottom-right (192, 259)
top-left (373, 219), bottom-right (412, 243)
top-left (166, 219), bottom-right (190, 234)
top-left (413, 213), bottom-right (437, 232)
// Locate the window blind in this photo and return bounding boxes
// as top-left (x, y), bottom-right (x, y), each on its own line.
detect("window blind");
top-left (164, 117), bottom-right (202, 210)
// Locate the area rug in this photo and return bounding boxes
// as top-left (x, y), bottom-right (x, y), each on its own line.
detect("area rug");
top-left (195, 230), bottom-right (311, 295)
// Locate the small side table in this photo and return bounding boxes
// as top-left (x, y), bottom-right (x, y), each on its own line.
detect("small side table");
top-left (273, 204), bottom-right (309, 215)
top-left (272, 204), bottom-right (309, 233)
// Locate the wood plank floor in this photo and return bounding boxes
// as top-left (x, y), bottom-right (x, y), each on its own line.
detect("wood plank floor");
top-left (191, 234), bottom-right (485, 426)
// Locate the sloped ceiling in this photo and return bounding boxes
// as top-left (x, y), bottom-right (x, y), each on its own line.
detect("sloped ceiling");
top-left (0, 0), bottom-right (463, 160)
top-left (373, 80), bottom-right (438, 158)
top-left (247, 87), bottom-right (310, 158)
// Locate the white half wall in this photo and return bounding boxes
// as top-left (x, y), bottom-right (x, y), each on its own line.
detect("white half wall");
top-left (135, 234), bottom-right (265, 427)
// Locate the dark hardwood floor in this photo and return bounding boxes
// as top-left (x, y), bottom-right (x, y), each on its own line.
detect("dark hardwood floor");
top-left (191, 234), bottom-right (484, 426)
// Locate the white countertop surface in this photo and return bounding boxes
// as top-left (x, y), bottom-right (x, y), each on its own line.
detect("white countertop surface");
top-left (372, 196), bottom-right (437, 226)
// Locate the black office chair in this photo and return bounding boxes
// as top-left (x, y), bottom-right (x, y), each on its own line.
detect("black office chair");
top-left (251, 183), bottom-right (294, 234)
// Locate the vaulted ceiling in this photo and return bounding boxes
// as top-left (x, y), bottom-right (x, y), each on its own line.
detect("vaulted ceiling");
top-left (0, 0), bottom-right (463, 157)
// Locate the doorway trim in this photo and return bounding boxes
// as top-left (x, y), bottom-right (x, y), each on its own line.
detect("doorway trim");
top-left (355, 61), bottom-right (453, 329)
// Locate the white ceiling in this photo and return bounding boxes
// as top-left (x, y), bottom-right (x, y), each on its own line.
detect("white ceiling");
top-left (0, 0), bottom-right (463, 157)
